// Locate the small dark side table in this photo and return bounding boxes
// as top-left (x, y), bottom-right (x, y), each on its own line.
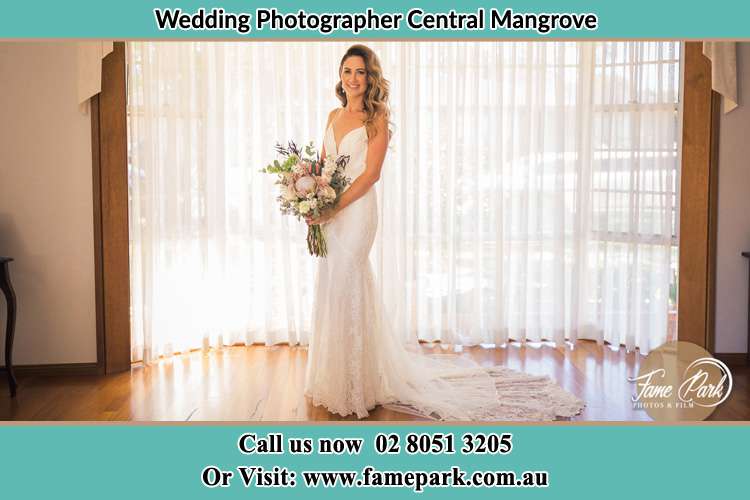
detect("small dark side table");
top-left (744, 253), bottom-right (750, 366)
top-left (1, 257), bottom-right (17, 397)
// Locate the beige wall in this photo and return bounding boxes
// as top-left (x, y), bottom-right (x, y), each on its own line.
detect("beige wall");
top-left (715, 42), bottom-right (750, 354)
top-left (0, 42), bottom-right (97, 365)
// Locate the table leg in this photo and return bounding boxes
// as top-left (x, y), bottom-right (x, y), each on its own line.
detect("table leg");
top-left (1, 262), bottom-right (17, 397)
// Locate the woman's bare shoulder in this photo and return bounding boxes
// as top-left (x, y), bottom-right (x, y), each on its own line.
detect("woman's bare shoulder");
top-left (326, 107), bottom-right (340, 125)
top-left (375, 112), bottom-right (388, 127)
top-left (373, 113), bottom-right (389, 134)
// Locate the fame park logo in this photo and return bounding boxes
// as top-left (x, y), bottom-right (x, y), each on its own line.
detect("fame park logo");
top-left (628, 341), bottom-right (733, 421)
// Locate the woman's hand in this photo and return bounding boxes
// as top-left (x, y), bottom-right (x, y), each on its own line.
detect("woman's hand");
top-left (306, 207), bottom-right (337, 226)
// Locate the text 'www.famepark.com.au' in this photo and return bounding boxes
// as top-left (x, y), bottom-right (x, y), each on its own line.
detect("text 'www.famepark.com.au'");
top-left (228, 465), bottom-right (550, 492)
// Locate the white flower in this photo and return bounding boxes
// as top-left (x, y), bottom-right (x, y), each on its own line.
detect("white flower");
top-left (298, 200), bottom-right (311, 214)
top-left (309, 199), bottom-right (318, 210)
top-left (321, 185), bottom-right (336, 201)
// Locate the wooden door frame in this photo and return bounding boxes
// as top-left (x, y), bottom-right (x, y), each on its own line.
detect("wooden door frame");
top-left (677, 41), bottom-right (721, 353)
top-left (90, 41), bottom-right (721, 372)
top-left (91, 42), bottom-right (130, 374)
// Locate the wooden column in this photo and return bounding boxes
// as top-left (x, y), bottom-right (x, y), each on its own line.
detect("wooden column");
top-left (678, 42), bottom-right (720, 351)
top-left (92, 42), bottom-right (131, 373)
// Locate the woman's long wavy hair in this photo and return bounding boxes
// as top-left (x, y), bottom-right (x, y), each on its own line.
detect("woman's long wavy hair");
top-left (335, 44), bottom-right (391, 140)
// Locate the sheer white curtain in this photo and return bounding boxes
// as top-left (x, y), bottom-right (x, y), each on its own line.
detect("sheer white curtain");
top-left (127, 41), bottom-right (680, 363)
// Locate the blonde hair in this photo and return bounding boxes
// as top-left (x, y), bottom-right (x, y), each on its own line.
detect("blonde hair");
top-left (335, 44), bottom-right (391, 140)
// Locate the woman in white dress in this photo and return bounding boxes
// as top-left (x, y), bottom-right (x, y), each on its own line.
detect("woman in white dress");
top-left (304, 44), bottom-right (584, 421)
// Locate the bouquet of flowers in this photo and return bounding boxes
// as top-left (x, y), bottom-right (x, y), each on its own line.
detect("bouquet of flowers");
top-left (261, 141), bottom-right (350, 257)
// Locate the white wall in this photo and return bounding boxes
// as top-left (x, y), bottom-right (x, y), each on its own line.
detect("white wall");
top-left (0, 42), bottom-right (97, 365)
top-left (715, 42), bottom-right (750, 354)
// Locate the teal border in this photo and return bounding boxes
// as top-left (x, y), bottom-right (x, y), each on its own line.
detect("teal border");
top-left (1, 424), bottom-right (747, 498)
top-left (1, 1), bottom-right (749, 39)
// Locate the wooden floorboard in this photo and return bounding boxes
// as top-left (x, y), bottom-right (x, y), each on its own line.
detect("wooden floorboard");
top-left (0, 342), bottom-right (747, 421)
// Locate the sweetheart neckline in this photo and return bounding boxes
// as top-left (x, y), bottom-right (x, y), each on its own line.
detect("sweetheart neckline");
top-left (328, 123), bottom-right (365, 154)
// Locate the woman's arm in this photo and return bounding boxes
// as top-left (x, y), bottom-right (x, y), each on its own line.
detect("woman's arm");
top-left (307, 115), bottom-right (389, 225)
top-left (319, 108), bottom-right (338, 162)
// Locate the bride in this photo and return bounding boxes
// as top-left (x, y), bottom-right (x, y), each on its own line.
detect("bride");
top-left (303, 44), bottom-right (584, 421)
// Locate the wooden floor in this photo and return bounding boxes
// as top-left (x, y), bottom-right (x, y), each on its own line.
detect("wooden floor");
top-left (1, 342), bottom-right (747, 421)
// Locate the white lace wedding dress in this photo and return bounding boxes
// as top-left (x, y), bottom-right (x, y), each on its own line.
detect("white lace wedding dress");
top-left (304, 120), bottom-right (584, 421)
